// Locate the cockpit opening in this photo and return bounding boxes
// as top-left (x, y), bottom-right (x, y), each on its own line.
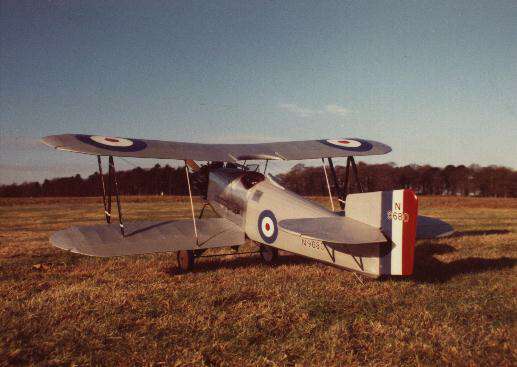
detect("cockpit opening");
top-left (240, 171), bottom-right (265, 189)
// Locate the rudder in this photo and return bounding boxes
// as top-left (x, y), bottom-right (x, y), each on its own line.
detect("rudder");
top-left (345, 189), bottom-right (418, 276)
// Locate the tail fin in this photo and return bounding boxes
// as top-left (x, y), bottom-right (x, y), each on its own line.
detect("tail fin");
top-left (345, 189), bottom-right (418, 276)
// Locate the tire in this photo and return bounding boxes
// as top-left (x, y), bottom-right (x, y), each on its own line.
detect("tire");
top-left (177, 250), bottom-right (195, 272)
top-left (260, 245), bottom-right (278, 263)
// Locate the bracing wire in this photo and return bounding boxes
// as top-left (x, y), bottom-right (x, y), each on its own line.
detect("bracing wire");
top-left (322, 158), bottom-right (335, 211)
top-left (184, 162), bottom-right (199, 245)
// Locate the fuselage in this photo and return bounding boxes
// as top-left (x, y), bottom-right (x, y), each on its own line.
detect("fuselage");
top-left (207, 167), bottom-right (334, 227)
top-left (206, 167), bottom-right (383, 276)
top-left (204, 166), bottom-right (419, 278)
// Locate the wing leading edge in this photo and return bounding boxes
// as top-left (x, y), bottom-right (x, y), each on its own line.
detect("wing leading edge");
top-left (41, 134), bottom-right (391, 161)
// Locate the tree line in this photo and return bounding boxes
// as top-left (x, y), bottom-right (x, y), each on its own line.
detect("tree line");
top-left (0, 164), bottom-right (191, 197)
top-left (1, 162), bottom-right (515, 197)
top-left (276, 162), bottom-right (516, 197)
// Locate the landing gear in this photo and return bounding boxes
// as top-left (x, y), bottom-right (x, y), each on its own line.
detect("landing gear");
top-left (177, 250), bottom-right (195, 272)
top-left (259, 245), bottom-right (278, 263)
top-left (176, 245), bottom-right (277, 271)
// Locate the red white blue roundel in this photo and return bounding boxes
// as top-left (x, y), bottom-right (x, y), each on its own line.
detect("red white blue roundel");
top-left (321, 138), bottom-right (372, 152)
top-left (258, 210), bottom-right (278, 244)
top-left (75, 134), bottom-right (147, 152)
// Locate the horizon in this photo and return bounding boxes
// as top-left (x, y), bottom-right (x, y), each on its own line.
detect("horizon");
top-left (1, 1), bottom-right (516, 184)
top-left (1, 156), bottom-right (514, 187)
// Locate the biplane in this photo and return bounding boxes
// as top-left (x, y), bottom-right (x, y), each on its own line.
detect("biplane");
top-left (41, 134), bottom-right (453, 277)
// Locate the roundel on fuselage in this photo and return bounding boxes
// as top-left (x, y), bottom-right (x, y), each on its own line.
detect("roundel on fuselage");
top-left (258, 210), bottom-right (278, 244)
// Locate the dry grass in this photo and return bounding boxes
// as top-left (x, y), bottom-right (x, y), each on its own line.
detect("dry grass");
top-left (0, 196), bottom-right (516, 366)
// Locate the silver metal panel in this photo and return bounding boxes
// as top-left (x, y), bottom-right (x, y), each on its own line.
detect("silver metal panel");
top-left (279, 217), bottom-right (387, 244)
top-left (41, 134), bottom-right (392, 161)
top-left (50, 218), bottom-right (245, 257)
top-left (206, 169), bottom-right (247, 227)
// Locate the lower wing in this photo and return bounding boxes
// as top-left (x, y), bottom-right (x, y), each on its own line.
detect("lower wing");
top-left (50, 218), bottom-right (245, 257)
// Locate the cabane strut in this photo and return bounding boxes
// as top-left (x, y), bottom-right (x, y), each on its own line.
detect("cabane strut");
top-left (326, 156), bottom-right (363, 210)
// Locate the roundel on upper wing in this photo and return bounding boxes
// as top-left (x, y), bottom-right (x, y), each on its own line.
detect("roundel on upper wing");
top-left (321, 138), bottom-right (373, 152)
top-left (258, 210), bottom-right (278, 244)
top-left (75, 134), bottom-right (147, 152)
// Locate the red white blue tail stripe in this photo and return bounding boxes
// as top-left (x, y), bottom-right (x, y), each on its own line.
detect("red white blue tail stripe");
top-left (380, 189), bottom-right (418, 275)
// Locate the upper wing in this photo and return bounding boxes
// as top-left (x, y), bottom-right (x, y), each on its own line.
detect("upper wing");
top-left (50, 218), bottom-right (245, 257)
top-left (41, 134), bottom-right (391, 161)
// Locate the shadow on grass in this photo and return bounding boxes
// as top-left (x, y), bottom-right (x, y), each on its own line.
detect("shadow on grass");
top-left (163, 234), bottom-right (516, 281)
top-left (164, 253), bottom-right (315, 275)
top-left (412, 242), bottom-right (516, 283)
top-left (450, 229), bottom-right (510, 238)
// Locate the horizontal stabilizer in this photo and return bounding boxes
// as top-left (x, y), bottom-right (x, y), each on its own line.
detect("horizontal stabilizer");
top-left (279, 217), bottom-right (388, 257)
top-left (416, 216), bottom-right (454, 239)
top-left (41, 134), bottom-right (391, 161)
top-left (279, 216), bottom-right (387, 245)
top-left (50, 218), bottom-right (245, 257)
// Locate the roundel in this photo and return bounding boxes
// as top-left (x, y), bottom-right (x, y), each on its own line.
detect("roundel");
top-left (258, 210), bottom-right (278, 244)
top-left (75, 134), bottom-right (147, 152)
top-left (321, 138), bottom-right (372, 152)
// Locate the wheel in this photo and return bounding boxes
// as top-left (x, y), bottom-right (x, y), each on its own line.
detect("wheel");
top-left (177, 250), bottom-right (195, 272)
top-left (260, 245), bottom-right (278, 263)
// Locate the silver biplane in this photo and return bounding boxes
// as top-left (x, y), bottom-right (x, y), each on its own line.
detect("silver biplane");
top-left (41, 134), bottom-right (453, 277)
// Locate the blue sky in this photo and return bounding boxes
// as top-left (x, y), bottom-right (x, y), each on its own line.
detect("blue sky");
top-left (1, 0), bottom-right (516, 184)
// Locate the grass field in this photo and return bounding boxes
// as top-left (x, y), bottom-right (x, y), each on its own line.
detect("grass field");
top-left (1, 196), bottom-right (516, 366)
